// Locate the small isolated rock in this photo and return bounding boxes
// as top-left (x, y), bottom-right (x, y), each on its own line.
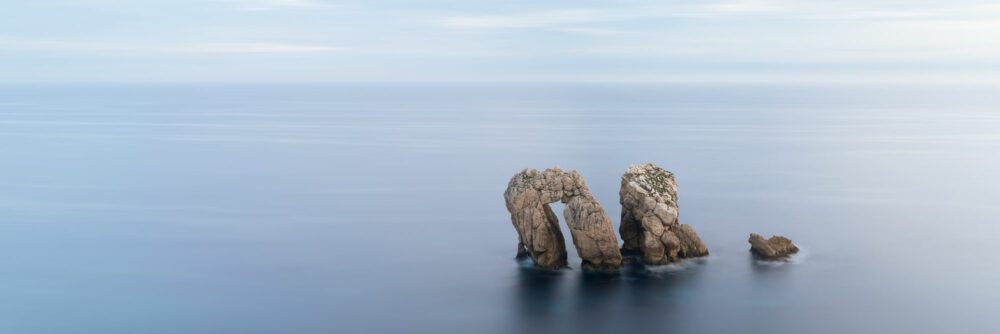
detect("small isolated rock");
top-left (748, 233), bottom-right (799, 259)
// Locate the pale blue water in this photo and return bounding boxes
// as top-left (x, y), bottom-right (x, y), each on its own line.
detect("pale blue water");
top-left (1, 83), bottom-right (999, 333)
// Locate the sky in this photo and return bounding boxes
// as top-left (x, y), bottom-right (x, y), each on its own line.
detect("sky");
top-left (2, 0), bottom-right (1000, 83)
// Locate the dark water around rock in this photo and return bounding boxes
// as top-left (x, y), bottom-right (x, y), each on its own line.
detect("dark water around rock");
top-left (1, 83), bottom-right (999, 333)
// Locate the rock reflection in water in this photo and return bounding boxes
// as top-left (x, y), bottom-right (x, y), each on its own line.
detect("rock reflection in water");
top-left (509, 259), bottom-right (707, 334)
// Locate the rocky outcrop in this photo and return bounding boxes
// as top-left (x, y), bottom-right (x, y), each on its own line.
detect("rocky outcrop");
top-left (619, 163), bottom-right (707, 265)
top-left (748, 234), bottom-right (798, 259)
top-left (504, 167), bottom-right (623, 271)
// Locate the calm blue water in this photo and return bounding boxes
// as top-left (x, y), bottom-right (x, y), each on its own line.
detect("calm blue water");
top-left (1, 83), bottom-right (999, 333)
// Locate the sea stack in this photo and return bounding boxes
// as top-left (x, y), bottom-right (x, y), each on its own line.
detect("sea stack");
top-left (619, 163), bottom-right (708, 265)
top-left (504, 167), bottom-right (623, 271)
top-left (748, 233), bottom-right (799, 259)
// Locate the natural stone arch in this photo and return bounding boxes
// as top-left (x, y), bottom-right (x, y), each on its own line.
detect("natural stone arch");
top-left (504, 167), bottom-right (623, 271)
top-left (619, 163), bottom-right (708, 264)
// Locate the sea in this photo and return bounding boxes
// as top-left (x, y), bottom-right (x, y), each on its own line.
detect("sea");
top-left (1, 83), bottom-right (998, 333)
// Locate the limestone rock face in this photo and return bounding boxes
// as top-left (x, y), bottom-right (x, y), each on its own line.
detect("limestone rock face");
top-left (504, 167), bottom-right (623, 271)
top-left (619, 163), bottom-right (708, 265)
top-left (748, 233), bottom-right (799, 259)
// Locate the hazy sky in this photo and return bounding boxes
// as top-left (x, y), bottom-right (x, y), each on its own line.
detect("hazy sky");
top-left (3, 0), bottom-right (1000, 83)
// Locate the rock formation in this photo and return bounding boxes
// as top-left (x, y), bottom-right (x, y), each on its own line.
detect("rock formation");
top-left (619, 163), bottom-right (708, 265)
top-left (748, 233), bottom-right (798, 259)
top-left (504, 167), bottom-right (623, 271)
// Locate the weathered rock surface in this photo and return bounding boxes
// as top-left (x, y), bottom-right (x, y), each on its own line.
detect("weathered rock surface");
top-left (504, 167), bottom-right (623, 271)
top-left (748, 233), bottom-right (799, 259)
top-left (619, 163), bottom-right (708, 265)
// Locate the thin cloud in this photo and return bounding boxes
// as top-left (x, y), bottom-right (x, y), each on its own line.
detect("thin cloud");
top-left (221, 0), bottom-right (334, 11)
top-left (434, 9), bottom-right (613, 28)
top-left (704, 0), bottom-right (782, 13)
top-left (433, 2), bottom-right (1000, 30)
top-left (181, 43), bottom-right (345, 53)
top-left (555, 27), bottom-right (630, 36)
top-left (0, 38), bottom-right (346, 54)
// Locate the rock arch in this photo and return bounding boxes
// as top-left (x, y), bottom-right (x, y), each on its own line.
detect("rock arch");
top-left (503, 167), bottom-right (623, 271)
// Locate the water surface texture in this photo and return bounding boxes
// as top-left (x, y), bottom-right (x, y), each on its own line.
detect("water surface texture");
top-left (2, 84), bottom-right (999, 333)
